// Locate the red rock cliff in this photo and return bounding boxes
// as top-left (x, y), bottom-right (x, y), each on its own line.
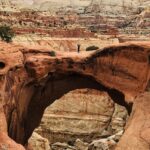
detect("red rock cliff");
top-left (0, 42), bottom-right (150, 149)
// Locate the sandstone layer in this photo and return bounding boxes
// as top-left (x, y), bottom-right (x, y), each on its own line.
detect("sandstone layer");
top-left (36, 89), bottom-right (128, 144)
top-left (13, 36), bottom-right (118, 52)
top-left (0, 42), bottom-right (150, 149)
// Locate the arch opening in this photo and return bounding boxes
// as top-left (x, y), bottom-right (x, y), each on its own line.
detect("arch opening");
top-left (18, 72), bottom-right (132, 146)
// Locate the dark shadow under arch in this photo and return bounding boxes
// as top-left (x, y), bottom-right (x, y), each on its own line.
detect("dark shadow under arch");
top-left (9, 72), bottom-right (132, 145)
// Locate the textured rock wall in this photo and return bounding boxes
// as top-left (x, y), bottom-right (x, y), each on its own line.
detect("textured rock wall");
top-left (27, 132), bottom-right (51, 150)
top-left (116, 92), bottom-right (150, 150)
top-left (36, 89), bottom-right (128, 144)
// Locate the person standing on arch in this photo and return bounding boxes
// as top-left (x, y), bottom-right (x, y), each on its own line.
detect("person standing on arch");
top-left (77, 44), bottom-right (81, 53)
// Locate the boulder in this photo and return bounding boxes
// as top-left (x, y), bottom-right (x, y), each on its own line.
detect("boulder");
top-left (51, 142), bottom-right (76, 150)
top-left (74, 139), bottom-right (89, 150)
top-left (27, 132), bottom-right (51, 150)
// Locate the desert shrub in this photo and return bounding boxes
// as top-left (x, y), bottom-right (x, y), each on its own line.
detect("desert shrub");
top-left (49, 51), bottom-right (56, 57)
top-left (86, 45), bottom-right (99, 51)
top-left (0, 25), bottom-right (15, 43)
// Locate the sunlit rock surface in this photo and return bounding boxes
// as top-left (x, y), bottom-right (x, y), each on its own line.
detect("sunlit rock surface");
top-left (36, 89), bottom-right (128, 144)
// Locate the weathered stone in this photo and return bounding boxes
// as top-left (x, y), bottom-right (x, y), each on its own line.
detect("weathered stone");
top-left (89, 139), bottom-right (116, 150)
top-left (51, 142), bottom-right (76, 150)
top-left (37, 89), bottom-right (115, 143)
top-left (110, 104), bottom-right (128, 133)
top-left (88, 131), bottom-right (123, 150)
top-left (27, 132), bottom-right (51, 150)
top-left (0, 132), bottom-right (24, 150)
top-left (116, 93), bottom-right (150, 150)
top-left (74, 139), bottom-right (89, 150)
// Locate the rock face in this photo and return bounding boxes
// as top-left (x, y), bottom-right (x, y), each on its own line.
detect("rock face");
top-left (36, 89), bottom-right (128, 144)
top-left (27, 132), bottom-right (51, 150)
top-left (0, 132), bottom-right (24, 150)
top-left (116, 92), bottom-right (150, 150)
top-left (0, 42), bottom-right (150, 149)
top-left (13, 36), bottom-right (118, 52)
top-left (136, 7), bottom-right (150, 29)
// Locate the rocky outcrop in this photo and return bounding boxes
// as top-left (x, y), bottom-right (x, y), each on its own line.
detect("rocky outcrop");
top-left (27, 132), bottom-right (51, 150)
top-left (0, 132), bottom-right (24, 150)
top-left (48, 131), bottom-right (123, 150)
top-left (116, 92), bottom-right (150, 150)
top-left (0, 41), bottom-right (150, 149)
top-left (136, 7), bottom-right (150, 29)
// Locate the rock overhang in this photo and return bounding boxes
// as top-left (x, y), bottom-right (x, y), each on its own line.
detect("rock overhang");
top-left (22, 42), bottom-right (150, 102)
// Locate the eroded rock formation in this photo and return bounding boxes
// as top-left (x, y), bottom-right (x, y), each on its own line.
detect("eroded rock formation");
top-left (27, 132), bottom-right (51, 150)
top-left (0, 41), bottom-right (150, 149)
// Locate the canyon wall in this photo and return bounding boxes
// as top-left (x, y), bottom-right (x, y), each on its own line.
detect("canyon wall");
top-left (13, 36), bottom-right (118, 51)
top-left (36, 89), bottom-right (128, 144)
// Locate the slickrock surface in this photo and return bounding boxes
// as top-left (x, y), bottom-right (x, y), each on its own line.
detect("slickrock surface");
top-left (0, 41), bottom-right (149, 150)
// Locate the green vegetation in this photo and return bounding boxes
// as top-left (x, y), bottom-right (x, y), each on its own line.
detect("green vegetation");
top-left (49, 51), bottom-right (56, 57)
top-left (86, 45), bottom-right (99, 51)
top-left (0, 26), bottom-right (15, 43)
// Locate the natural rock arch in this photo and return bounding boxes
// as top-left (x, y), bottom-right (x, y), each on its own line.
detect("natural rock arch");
top-left (5, 70), bottom-right (129, 145)
top-left (0, 42), bottom-right (150, 149)
top-left (20, 74), bottom-right (129, 145)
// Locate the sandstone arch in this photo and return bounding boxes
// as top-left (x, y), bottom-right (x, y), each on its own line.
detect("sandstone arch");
top-left (13, 73), bottom-right (127, 145)
top-left (0, 42), bottom-right (150, 149)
